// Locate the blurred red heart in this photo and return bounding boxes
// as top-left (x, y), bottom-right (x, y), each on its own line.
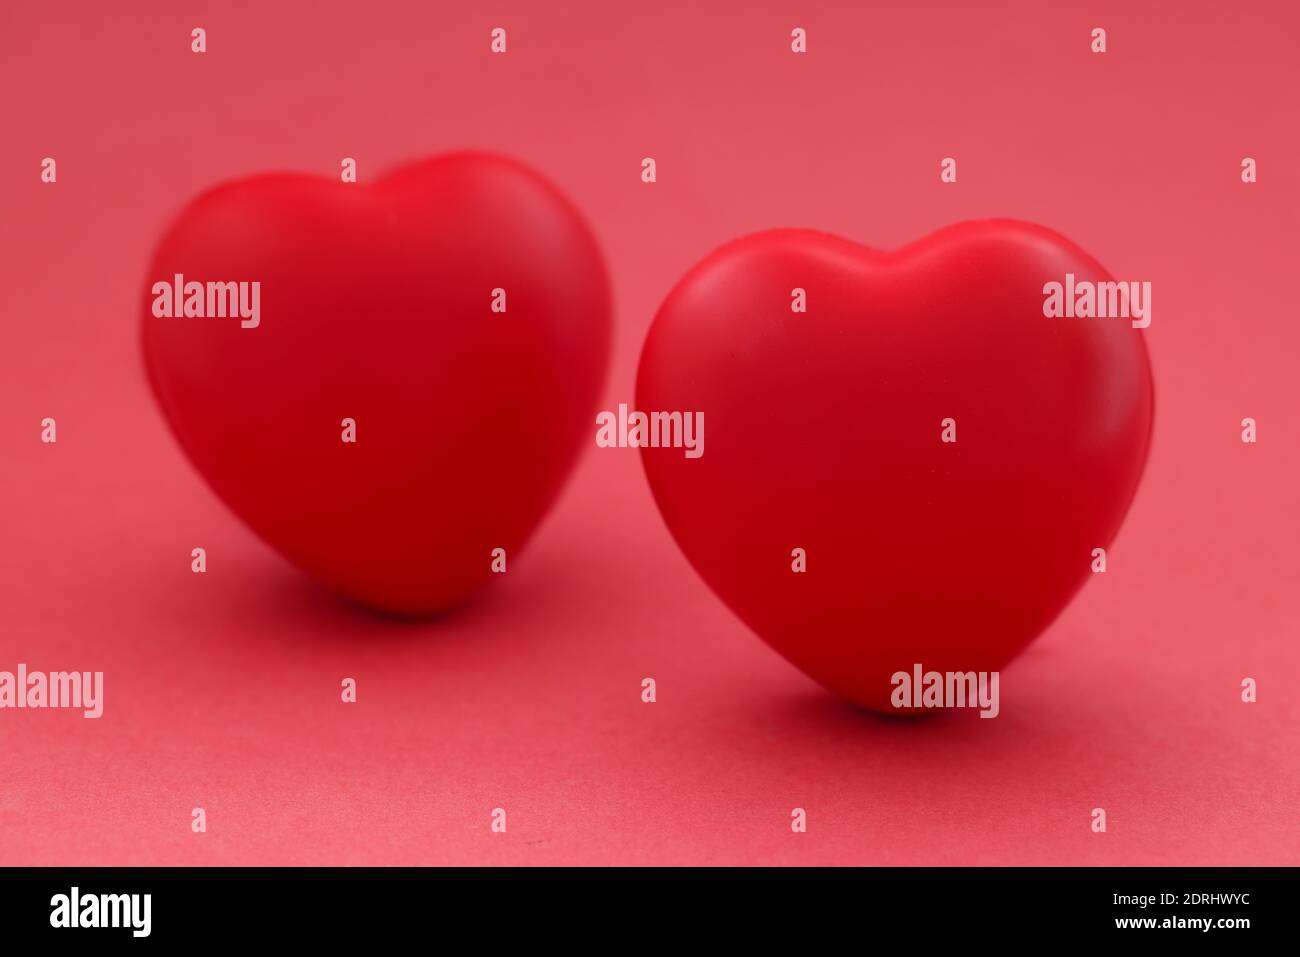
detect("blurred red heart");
top-left (143, 152), bottom-right (610, 614)
top-left (637, 222), bottom-right (1153, 713)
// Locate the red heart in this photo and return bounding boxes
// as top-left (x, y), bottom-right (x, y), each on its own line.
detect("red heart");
top-left (637, 222), bottom-right (1153, 713)
top-left (143, 153), bottom-right (610, 614)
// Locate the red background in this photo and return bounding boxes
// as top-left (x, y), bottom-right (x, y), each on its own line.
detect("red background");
top-left (2, 0), bottom-right (1297, 865)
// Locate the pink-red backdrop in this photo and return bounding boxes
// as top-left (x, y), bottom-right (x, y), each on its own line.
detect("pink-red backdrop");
top-left (1, 0), bottom-right (1297, 865)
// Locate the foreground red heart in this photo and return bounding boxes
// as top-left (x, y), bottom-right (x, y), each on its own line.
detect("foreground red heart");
top-left (637, 222), bottom-right (1153, 713)
top-left (143, 153), bottom-right (610, 614)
